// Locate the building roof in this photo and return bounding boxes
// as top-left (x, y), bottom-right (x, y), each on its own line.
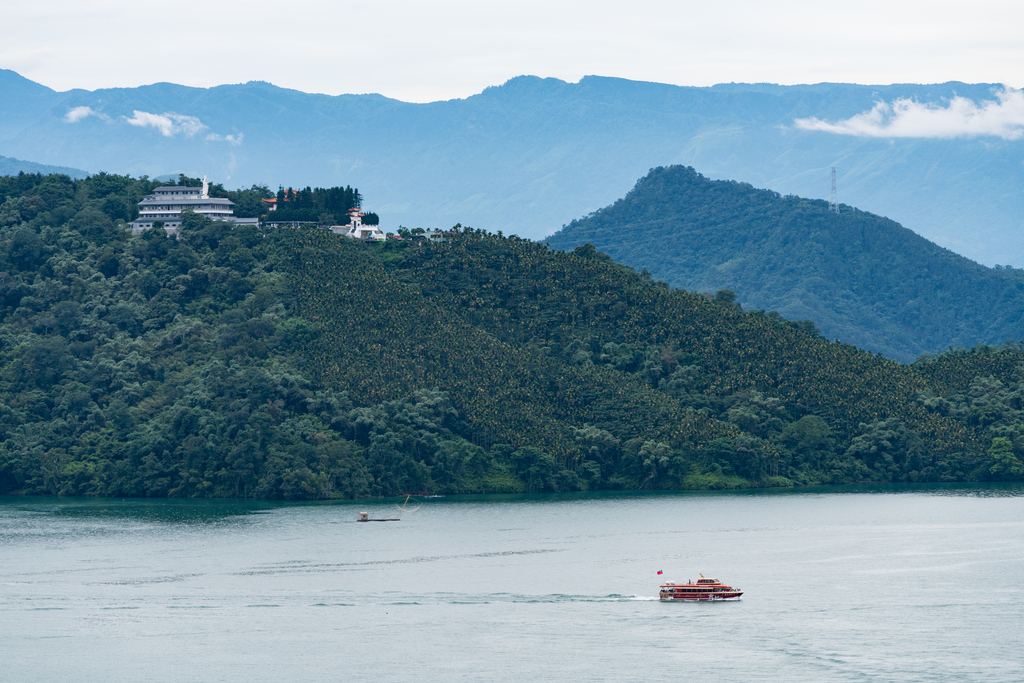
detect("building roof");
top-left (153, 185), bottom-right (202, 193)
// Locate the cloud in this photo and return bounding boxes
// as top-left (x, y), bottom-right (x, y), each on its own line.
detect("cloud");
top-left (124, 110), bottom-right (207, 137)
top-left (64, 106), bottom-right (107, 123)
top-left (793, 87), bottom-right (1024, 140)
top-left (205, 132), bottom-right (243, 145)
top-left (69, 107), bottom-right (237, 143)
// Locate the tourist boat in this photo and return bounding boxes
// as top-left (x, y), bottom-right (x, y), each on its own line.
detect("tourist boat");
top-left (659, 575), bottom-right (743, 601)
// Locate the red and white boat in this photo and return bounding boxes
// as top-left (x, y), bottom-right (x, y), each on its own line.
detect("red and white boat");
top-left (659, 575), bottom-right (742, 601)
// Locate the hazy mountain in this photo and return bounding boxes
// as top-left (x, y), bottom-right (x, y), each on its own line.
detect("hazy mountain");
top-left (1, 68), bottom-right (1021, 265)
top-left (0, 154), bottom-right (87, 178)
top-left (546, 166), bottom-right (1024, 362)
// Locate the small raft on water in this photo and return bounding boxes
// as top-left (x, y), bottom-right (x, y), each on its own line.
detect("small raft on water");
top-left (357, 495), bottom-right (420, 522)
top-left (357, 511), bottom-right (400, 522)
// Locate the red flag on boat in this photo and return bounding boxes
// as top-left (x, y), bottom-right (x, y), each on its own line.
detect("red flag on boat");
top-left (657, 570), bottom-right (663, 575)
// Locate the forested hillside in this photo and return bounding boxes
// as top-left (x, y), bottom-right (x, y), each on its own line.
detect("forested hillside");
top-left (546, 166), bottom-right (1024, 362)
top-left (1, 172), bottom-right (1022, 499)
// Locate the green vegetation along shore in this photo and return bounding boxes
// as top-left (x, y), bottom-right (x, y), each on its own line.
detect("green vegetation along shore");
top-left (1, 172), bottom-right (1022, 499)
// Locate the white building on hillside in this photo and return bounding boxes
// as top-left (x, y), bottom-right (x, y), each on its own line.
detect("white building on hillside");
top-left (129, 176), bottom-right (258, 235)
top-left (332, 207), bottom-right (385, 240)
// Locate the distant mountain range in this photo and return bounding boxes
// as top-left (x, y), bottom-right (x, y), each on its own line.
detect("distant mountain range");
top-left (546, 166), bottom-right (1024, 362)
top-left (0, 154), bottom-right (87, 178)
top-left (1, 68), bottom-right (1022, 265)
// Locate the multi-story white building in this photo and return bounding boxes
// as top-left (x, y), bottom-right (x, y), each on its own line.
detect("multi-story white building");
top-left (129, 177), bottom-right (257, 235)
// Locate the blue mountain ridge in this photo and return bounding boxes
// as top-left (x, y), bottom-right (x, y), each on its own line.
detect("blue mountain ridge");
top-left (1, 68), bottom-right (1020, 265)
top-left (0, 154), bottom-right (87, 178)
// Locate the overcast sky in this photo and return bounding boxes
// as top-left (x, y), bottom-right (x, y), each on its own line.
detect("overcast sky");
top-left (4, 0), bottom-right (1022, 102)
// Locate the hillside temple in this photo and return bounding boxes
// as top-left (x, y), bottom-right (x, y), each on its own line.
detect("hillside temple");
top-left (331, 207), bottom-right (385, 240)
top-left (129, 176), bottom-right (387, 239)
top-left (129, 176), bottom-right (258, 235)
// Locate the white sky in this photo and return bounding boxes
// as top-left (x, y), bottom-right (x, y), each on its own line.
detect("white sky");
top-left (2, 0), bottom-right (1022, 101)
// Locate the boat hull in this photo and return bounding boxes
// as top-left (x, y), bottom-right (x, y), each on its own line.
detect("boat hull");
top-left (659, 591), bottom-right (743, 601)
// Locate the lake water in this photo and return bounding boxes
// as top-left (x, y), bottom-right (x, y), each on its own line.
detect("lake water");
top-left (3, 484), bottom-right (1023, 682)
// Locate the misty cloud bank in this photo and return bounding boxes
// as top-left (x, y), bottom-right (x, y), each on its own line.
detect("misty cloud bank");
top-left (63, 106), bottom-right (108, 123)
top-left (62, 106), bottom-right (240, 143)
top-left (794, 86), bottom-right (1024, 140)
top-left (124, 111), bottom-right (206, 137)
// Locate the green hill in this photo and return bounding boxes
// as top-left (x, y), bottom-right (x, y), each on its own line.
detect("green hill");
top-left (545, 166), bottom-right (1024, 363)
top-left (1, 171), bottom-right (1023, 499)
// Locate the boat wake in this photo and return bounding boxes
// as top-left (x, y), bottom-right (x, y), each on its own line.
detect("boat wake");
top-left (304, 592), bottom-right (663, 606)
top-left (402, 593), bottom-right (660, 604)
top-left (506, 593), bottom-right (658, 603)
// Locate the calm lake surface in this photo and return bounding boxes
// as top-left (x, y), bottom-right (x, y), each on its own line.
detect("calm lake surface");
top-left (3, 484), bottom-right (1023, 682)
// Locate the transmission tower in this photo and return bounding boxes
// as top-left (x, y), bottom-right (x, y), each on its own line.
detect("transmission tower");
top-left (829, 167), bottom-right (839, 214)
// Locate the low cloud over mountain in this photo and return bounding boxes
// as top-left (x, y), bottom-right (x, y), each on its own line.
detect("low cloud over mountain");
top-left (794, 86), bottom-right (1024, 140)
top-left (123, 110), bottom-right (207, 138)
top-left (63, 106), bottom-right (107, 123)
top-left (60, 101), bottom-right (242, 145)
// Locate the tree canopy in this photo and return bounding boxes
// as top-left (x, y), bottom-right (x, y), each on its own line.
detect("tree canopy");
top-left (545, 165), bottom-right (1024, 363)
top-left (0, 172), bottom-right (1022, 499)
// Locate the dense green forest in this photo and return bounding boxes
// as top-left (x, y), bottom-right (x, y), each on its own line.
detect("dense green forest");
top-left (266, 185), bottom-right (379, 225)
top-left (0, 172), bottom-right (1022, 499)
top-left (545, 166), bottom-right (1024, 363)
